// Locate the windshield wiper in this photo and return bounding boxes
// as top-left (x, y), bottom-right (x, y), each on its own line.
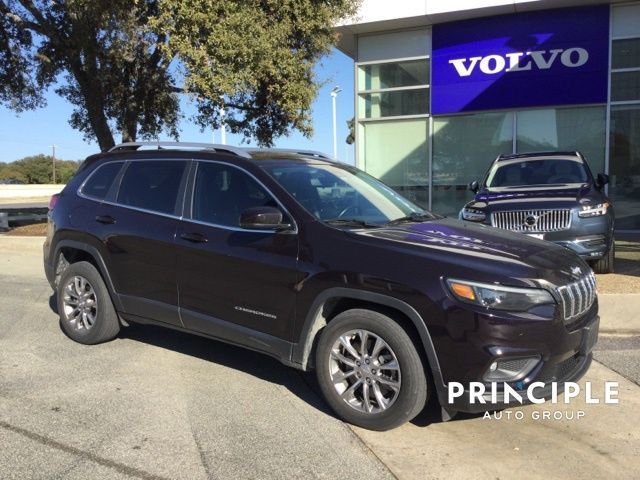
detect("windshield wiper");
top-left (386, 212), bottom-right (436, 225)
top-left (323, 218), bottom-right (381, 228)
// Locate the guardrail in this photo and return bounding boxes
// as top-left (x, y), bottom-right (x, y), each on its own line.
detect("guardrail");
top-left (0, 207), bottom-right (48, 230)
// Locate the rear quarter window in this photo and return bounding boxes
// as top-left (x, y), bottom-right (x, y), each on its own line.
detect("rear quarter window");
top-left (80, 162), bottom-right (124, 200)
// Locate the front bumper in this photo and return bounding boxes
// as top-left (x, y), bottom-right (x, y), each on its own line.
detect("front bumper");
top-left (474, 210), bottom-right (614, 260)
top-left (437, 302), bottom-right (599, 413)
top-left (544, 212), bottom-right (612, 260)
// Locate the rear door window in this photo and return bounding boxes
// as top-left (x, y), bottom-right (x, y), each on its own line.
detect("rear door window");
top-left (117, 161), bottom-right (187, 215)
top-left (81, 162), bottom-right (124, 200)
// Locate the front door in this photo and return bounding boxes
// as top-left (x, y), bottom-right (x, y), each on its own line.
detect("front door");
top-left (176, 161), bottom-right (300, 342)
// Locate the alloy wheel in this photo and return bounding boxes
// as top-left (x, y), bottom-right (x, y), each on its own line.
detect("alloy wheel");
top-left (62, 275), bottom-right (98, 331)
top-left (328, 329), bottom-right (401, 414)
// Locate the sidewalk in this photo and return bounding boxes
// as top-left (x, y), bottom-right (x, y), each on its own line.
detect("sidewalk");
top-left (351, 361), bottom-right (640, 480)
top-left (598, 294), bottom-right (640, 333)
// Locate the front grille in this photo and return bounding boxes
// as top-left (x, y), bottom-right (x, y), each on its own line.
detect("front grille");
top-left (557, 273), bottom-right (597, 323)
top-left (491, 209), bottom-right (572, 233)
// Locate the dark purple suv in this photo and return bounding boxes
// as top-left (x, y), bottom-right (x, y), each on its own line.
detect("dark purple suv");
top-left (44, 142), bottom-right (599, 430)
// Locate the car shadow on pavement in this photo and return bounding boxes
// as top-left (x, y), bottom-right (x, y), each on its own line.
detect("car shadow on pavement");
top-left (119, 321), bottom-right (339, 419)
top-left (47, 293), bottom-right (469, 429)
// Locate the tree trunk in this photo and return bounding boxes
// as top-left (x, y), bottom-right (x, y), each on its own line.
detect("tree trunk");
top-left (73, 71), bottom-right (116, 152)
top-left (121, 110), bottom-right (138, 144)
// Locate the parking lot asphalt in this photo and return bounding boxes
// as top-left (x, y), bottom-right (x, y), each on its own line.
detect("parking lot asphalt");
top-left (0, 237), bottom-right (392, 480)
top-left (1, 236), bottom-right (639, 479)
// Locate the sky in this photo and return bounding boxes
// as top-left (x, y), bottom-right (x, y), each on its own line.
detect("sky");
top-left (0, 49), bottom-right (355, 165)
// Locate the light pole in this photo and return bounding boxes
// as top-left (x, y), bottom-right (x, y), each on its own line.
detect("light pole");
top-left (49, 144), bottom-right (57, 184)
top-left (330, 86), bottom-right (342, 159)
top-left (220, 106), bottom-right (226, 145)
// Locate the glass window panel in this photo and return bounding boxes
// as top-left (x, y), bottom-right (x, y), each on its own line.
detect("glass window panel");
top-left (358, 60), bottom-right (429, 91)
top-left (193, 162), bottom-right (281, 227)
top-left (611, 71), bottom-right (640, 102)
top-left (516, 107), bottom-right (606, 174)
top-left (358, 30), bottom-right (430, 63)
top-left (612, 38), bottom-right (640, 69)
top-left (609, 106), bottom-right (640, 230)
top-left (432, 112), bottom-right (513, 216)
top-left (361, 119), bottom-right (429, 207)
top-left (117, 161), bottom-right (186, 215)
top-left (358, 89), bottom-right (429, 119)
top-left (81, 162), bottom-right (123, 200)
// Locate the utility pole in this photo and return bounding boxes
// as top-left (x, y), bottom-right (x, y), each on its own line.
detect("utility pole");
top-left (330, 86), bottom-right (342, 159)
top-left (49, 144), bottom-right (57, 184)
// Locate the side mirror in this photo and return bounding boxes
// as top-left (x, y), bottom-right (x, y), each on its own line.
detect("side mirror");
top-left (240, 206), bottom-right (291, 231)
top-left (468, 180), bottom-right (480, 194)
top-left (596, 173), bottom-right (609, 189)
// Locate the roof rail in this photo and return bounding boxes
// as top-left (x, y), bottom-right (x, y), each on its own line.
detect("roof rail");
top-left (108, 142), bottom-right (252, 158)
top-left (245, 147), bottom-right (334, 160)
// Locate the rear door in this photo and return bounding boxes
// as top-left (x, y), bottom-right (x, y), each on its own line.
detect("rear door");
top-left (175, 160), bottom-right (300, 342)
top-left (98, 159), bottom-right (189, 327)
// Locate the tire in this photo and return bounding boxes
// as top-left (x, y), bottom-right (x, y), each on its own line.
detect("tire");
top-left (57, 261), bottom-right (120, 345)
top-left (315, 309), bottom-right (428, 431)
top-left (590, 240), bottom-right (615, 274)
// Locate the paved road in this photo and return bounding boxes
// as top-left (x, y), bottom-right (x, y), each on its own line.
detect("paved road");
top-left (594, 334), bottom-right (640, 385)
top-left (1, 236), bottom-right (639, 480)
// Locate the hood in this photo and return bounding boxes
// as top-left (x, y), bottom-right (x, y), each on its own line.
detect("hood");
top-left (349, 217), bottom-right (589, 287)
top-left (471, 183), bottom-right (596, 210)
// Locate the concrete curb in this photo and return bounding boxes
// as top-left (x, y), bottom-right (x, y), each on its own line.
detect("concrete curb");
top-left (598, 293), bottom-right (640, 334)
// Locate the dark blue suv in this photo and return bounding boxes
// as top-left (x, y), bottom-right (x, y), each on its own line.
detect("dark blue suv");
top-left (461, 152), bottom-right (615, 273)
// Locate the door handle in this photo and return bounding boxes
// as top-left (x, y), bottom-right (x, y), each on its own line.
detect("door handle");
top-left (180, 232), bottom-right (208, 243)
top-left (95, 215), bottom-right (116, 225)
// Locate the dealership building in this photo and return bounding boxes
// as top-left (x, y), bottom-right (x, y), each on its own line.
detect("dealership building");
top-left (335, 1), bottom-right (640, 230)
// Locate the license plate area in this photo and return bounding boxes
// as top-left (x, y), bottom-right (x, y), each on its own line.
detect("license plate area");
top-left (581, 316), bottom-right (599, 354)
top-left (526, 233), bottom-right (544, 240)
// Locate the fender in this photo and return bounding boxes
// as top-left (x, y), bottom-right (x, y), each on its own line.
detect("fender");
top-left (51, 239), bottom-right (125, 312)
top-left (292, 287), bottom-right (445, 394)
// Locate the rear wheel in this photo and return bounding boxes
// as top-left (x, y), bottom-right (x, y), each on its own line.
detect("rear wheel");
top-left (590, 240), bottom-right (615, 274)
top-left (315, 309), bottom-right (428, 431)
top-left (57, 261), bottom-right (120, 344)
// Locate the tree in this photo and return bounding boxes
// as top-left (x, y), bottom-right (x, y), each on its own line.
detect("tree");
top-left (0, 155), bottom-right (80, 183)
top-left (0, 0), bottom-right (358, 151)
top-left (346, 117), bottom-right (355, 145)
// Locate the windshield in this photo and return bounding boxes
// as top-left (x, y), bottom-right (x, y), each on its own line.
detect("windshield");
top-left (261, 162), bottom-right (430, 224)
top-left (485, 158), bottom-right (590, 188)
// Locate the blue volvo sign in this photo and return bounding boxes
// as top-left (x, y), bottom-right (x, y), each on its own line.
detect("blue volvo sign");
top-left (431, 6), bottom-right (610, 115)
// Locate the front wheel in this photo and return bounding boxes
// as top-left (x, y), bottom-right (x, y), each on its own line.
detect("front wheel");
top-left (315, 309), bottom-right (428, 431)
top-left (590, 240), bottom-right (615, 274)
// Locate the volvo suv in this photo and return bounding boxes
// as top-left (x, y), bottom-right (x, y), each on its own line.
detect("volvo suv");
top-left (44, 143), bottom-right (599, 430)
top-left (460, 152), bottom-right (615, 273)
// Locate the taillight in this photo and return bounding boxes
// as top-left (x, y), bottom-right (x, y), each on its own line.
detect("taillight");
top-left (49, 194), bottom-right (59, 211)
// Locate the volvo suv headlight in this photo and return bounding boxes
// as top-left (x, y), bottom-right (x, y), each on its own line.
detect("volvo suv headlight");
top-left (446, 279), bottom-right (555, 311)
top-left (578, 202), bottom-right (609, 218)
top-left (461, 207), bottom-right (486, 222)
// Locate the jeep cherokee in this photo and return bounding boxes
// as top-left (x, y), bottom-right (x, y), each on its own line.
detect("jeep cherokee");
top-left (44, 142), bottom-right (599, 430)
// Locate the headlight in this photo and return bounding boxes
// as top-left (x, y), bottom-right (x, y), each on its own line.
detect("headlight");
top-left (461, 207), bottom-right (486, 222)
top-left (446, 279), bottom-right (555, 311)
top-left (578, 202), bottom-right (609, 218)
